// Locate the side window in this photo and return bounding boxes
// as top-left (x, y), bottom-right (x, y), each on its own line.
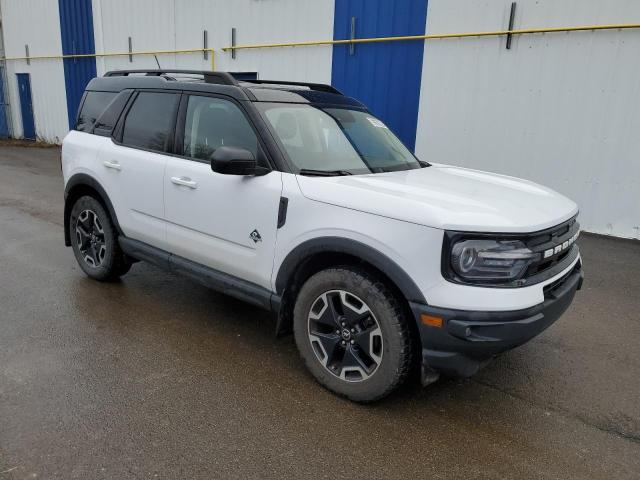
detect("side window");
top-left (182, 95), bottom-right (258, 161)
top-left (76, 91), bottom-right (116, 132)
top-left (92, 90), bottom-right (132, 137)
top-left (121, 92), bottom-right (179, 152)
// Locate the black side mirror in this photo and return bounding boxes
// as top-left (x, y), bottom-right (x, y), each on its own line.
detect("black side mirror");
top-left (210, 146), bottom-right (258, 175)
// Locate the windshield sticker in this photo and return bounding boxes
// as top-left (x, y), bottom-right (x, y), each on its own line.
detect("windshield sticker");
top-left (367, 117), bottom-right (387, 129)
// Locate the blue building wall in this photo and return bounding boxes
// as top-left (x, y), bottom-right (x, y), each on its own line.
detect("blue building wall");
top-left (0, 66), bottom-right (10, 138)
top-left (58, 0), bottom-right (97, 129)
top-left (331, 0), bottom-right (428, 151)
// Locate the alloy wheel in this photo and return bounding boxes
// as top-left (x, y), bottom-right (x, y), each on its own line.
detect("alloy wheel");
top-left (75, 209), bottom-right (106, 268)
top-left (307, 290), bottom-right (384, 382)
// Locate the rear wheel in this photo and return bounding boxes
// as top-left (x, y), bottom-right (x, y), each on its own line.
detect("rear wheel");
top-left (293, 267), bottom-right (412, 402)
top-left (69, 195), bottom-right (131, 281)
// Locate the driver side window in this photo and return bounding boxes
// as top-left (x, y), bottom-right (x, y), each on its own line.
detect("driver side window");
top-left (182, 96), bottom-right (258, 161)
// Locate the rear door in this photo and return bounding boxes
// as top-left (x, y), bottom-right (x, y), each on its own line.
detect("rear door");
top-left (97, 90), bottom-right (180, 250)
top-left (164, 94), bottom-right (282, 290)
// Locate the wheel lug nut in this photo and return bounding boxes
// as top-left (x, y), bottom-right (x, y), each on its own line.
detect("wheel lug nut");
top-left (341, 321), bottom-right (346, 327)
top-left (341, 340), bottom-right (346, 346)
top-left (336, 330), bottom-right (340, 334)
top-left (350, 339), bottom-right (355, 344)
top-left (350, 328), bottom-right (355, 333)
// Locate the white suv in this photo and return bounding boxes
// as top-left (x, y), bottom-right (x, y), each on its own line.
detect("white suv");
top-left (62, 70), bottom-right (583, 402)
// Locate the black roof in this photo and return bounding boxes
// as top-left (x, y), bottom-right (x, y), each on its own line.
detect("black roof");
top-left (86, 69), bottom-right (365, 108)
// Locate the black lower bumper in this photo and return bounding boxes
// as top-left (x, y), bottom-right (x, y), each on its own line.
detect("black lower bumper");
top-left (411, 261), bottom-right (583, 378)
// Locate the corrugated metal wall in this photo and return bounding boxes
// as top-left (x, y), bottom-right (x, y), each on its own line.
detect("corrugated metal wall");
top-left (416, 0), bottom-right (640, 239)
top-left (92, 0), bottom-right (334, 83)
top-left (1, 0), bottom-right (69, 142)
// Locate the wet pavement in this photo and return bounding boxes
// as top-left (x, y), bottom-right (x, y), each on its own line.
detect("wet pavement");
top-left (0, 146), bottom-right (638, 479)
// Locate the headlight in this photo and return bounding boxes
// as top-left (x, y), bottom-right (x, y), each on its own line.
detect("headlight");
top-left (449, 239), bottom-right (539, 284)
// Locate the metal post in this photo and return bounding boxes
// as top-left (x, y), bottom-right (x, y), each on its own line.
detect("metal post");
top-left (203, 30), bottom-right (208, 60)
top-left (350, 17), bottom-right (356, 55)
top-left (25, 44), bottom-right (30, 65)
top-left (231, 28), bottom-right (237, 59)
top-left (128, 37), bottom-right (132, 62)
top-left (506, 2), bottom-right (516, 50)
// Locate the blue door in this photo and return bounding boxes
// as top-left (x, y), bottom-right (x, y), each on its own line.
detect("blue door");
top-left (331, 0), bottom-right (428, 151)
top-left (17, 73), bottom-right (36, 140)
top-left (0, 67), bottom-right (9, 138)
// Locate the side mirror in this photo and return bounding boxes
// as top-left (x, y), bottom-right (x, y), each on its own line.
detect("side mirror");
top-left (210, 146), bottom-right (258, 175)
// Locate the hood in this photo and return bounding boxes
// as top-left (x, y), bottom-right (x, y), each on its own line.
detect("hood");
top-left (296, 165), bottom-right (578, 233)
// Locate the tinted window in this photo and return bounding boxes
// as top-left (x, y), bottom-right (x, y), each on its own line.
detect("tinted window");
top-left (76, 91), bottom-right (116, 132)
top-left (122, 92), bottom-right (179, 152)
top-left (182, 95), bottom-right (258, 160)
top-left (92, 90), bottom-right (132, 137)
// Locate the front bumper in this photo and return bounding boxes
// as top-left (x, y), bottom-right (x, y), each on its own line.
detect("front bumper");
top-left (410, 261), bottom-right (583, 379)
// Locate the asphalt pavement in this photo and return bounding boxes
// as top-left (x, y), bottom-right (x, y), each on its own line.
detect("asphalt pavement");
top-left (0, 145), bottom-right (638, 479)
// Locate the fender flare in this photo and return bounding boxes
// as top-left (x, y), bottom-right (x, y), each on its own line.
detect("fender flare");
top-left (274, 237), bottom-right (427, 304)
top-left (63, 173), bottom-right (122, 246)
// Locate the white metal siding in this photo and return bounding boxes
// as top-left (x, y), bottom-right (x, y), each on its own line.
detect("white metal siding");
top-left (1, 0), bottom-right (69, 143)
top-left (416, 0), bottom-right (640, 239)
top-left (92, 0), bottom-right (334, 83)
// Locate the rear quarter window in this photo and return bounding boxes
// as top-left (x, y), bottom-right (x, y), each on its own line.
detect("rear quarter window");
top-left (92, 90), bottom-right (133, 137)
top-left (76, 91), bottom-right (117, 132)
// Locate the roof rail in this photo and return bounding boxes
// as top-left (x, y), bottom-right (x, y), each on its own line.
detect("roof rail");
top-left (103, 69), bottom-right (240, 86)
top-left (240, 79), bottom-right (343, 95)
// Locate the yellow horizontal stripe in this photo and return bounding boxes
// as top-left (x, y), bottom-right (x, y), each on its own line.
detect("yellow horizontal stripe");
top-left (220, 23), bottom-right (640, 52)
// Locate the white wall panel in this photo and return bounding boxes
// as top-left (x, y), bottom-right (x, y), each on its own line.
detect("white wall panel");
top-left (1, 0), bottom-right (68, 142)
top-left (93, 0), bottom-right (334, 83)
top-left (416, 0), bottom-right (640, 239)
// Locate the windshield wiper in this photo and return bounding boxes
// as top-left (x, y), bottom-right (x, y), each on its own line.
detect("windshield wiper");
top-left (297, 168), bottom-right (353, 177)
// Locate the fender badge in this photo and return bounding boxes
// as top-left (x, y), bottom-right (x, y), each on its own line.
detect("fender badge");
top-left (249, 229), bottom-right (262, 243)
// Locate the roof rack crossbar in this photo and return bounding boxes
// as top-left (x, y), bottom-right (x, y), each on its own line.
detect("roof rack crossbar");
top-left (240, 79), bottom-right (343, 95)
top-left (103, 69), bottom-right (240, 86)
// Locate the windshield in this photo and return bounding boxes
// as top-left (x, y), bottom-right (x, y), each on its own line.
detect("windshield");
top-left (257, 103), bottom-right (423, 175)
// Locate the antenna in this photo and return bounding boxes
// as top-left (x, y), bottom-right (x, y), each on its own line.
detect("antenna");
top-left (153, 54), bottom-right (161, 69)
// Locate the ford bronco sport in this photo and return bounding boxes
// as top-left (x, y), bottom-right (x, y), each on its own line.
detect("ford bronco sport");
top-left (62, 70), bottom-right (583, 402)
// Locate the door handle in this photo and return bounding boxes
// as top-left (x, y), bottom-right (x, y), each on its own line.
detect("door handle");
top-left (103, 160), bottom-right (121, 171)
top-left (171, 176), bottom-right (198, 189)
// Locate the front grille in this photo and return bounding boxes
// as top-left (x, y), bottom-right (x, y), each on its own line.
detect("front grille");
top-left (522, 216), bottom-right (580, 281)
top-left (543, 260), bottom-right (582, 297)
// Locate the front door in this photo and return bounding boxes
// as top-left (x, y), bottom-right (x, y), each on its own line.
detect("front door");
top-left (16, 73), bottom-right (35, 140)
top-left (164, 94), bottom-right (282, 290)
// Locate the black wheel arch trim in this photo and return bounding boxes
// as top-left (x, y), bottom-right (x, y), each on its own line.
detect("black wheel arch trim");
top-left (275, 237), bottom-right (427, 304)
top-left (64, 173), bottom-right (122, 246)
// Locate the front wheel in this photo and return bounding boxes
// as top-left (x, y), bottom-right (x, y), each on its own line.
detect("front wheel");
top-left (293, 267), bottom-right (413, 402)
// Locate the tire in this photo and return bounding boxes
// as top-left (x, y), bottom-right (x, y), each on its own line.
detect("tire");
top-left (69, 195), bottom-right (131, 281)
top-left (293, 267), bottom-right (412, 402)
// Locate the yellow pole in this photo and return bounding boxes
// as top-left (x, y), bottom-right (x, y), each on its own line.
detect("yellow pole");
top-left (0, 48), bottom-right (214, 63)
top-left (221, 22), bottom-right (640, 52)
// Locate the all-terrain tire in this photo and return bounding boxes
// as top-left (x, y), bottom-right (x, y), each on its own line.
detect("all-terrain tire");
top-left (69, 195), bottom-right (131, 281)
top-left (293, 267), bottom-right (413, 402)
